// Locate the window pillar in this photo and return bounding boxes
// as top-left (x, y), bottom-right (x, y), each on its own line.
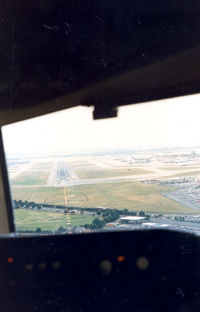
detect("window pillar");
top-left (0, 128), bottom-right (15, 233)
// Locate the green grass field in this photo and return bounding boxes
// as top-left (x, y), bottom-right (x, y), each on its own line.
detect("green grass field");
top-left (66, 182), bottom-right (193, 213)
top-left (11, 171), bottom-right (49, 186)
top-left (14, 209), bottom-right (95, 231)
top-left (75, 168), bottom-right (152, 179)
top-left (12, 181), bottom-right (196, 213)
top-left (11, 186), bottom-right (65, 204)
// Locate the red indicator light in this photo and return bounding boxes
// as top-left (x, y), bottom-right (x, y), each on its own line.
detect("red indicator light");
top-left (117, 256), bottom-right (125, 262)
top-left (8, 257), bottom-right (14, 264)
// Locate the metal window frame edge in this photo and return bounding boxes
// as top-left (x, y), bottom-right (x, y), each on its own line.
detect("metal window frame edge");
top-left (0, 128), bottom-right (15, 233)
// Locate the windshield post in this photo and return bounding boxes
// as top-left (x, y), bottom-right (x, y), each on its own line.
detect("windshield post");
top-left (0, 128), bottom-right (15, 233)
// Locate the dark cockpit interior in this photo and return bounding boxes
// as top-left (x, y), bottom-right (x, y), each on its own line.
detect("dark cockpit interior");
top-left (1, 1), bottom-right (200, 311)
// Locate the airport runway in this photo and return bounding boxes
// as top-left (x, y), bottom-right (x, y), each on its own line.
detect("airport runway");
top-left (47, 160), bottom-right (79, 187)
top-left (12, 161), bottom-right (200, 188)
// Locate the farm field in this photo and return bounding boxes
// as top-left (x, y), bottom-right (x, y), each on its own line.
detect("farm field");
top-left (14, 209), bottom-right (95, 231)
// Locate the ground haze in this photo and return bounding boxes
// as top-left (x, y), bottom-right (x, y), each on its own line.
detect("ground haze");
top-left (6, 148), bottom-right (200, 232)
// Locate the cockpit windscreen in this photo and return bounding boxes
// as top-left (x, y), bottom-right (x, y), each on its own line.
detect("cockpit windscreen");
top-left (2, 94), bottom-right (200, 234)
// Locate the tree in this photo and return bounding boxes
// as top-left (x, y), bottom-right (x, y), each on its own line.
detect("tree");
top-left (36, 227), bottom-right (42, 233)
top-left (93, 218), bottom-right (102, 226)
top-left (57, 226), bottom-right (65, 233)
top-left (91, 218), bottom-right (105, 229)
top-left (139, 210), bottom-right (145, 217)
top-left (18, 200), bottom-right (23, 207)
top-left (102, 210), bottom-right (110, 217)
top-left (13, 200), bottom-right (20, 209)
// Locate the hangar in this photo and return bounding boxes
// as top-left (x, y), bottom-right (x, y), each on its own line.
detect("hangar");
top-left (119, 216), bottom-right (147, 225)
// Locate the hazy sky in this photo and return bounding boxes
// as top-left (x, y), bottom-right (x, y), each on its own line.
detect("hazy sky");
top-left (2, 93), bottom-right (200, 156)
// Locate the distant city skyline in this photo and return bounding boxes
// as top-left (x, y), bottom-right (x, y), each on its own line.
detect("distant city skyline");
top-left (2, 93), bottom-right (200, 156)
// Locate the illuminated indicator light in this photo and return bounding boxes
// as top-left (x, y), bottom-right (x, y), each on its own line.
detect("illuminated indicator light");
top-left (136, 257), bottom-right (149, 270)
top-left (52, 261), bottom-right (61, 269)
top-left (25, 264), bottom-right (33, 271)
top-left (38, 263), bottom-right (47, 270)
top-left (8, 257), bottom-right (14, 264)
top-left (100, 260), bottom-right (112, 275)
top-left (117, 256), bottom-right (125, 262)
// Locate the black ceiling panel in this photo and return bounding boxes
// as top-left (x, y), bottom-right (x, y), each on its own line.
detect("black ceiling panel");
top-left (0, 0), bottom-right (200, 122)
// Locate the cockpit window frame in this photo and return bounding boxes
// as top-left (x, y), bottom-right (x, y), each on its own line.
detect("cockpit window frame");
top-left (0, 128), bottom-right (15, 233)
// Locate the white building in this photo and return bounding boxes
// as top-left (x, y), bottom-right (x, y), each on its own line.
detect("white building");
top-left (119, 216), bottom-right (147, 225)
